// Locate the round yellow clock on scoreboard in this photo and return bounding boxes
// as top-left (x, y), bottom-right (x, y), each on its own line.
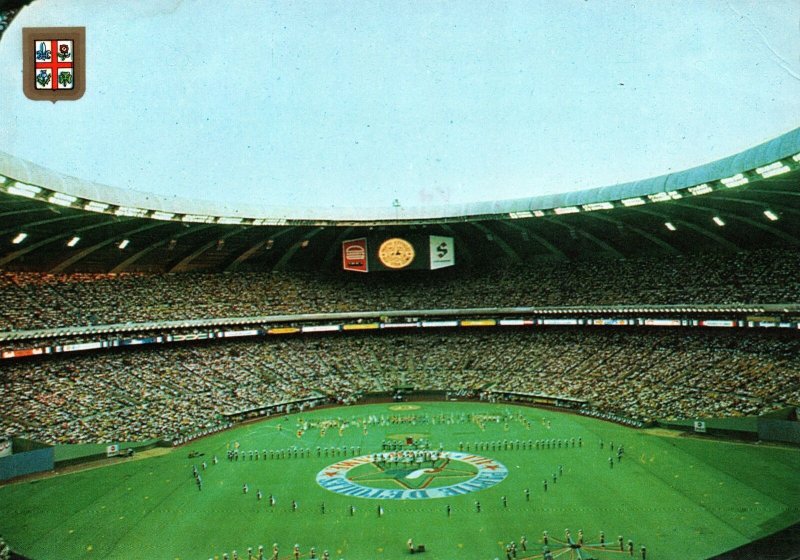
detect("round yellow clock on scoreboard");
top-left (378, 238), bottom-right (415, 269)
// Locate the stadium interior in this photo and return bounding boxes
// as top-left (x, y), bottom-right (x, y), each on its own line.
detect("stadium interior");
top-left (1, 125), bottom-right (800, 560)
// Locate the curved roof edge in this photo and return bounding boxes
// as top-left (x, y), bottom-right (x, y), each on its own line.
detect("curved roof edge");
top-left (1, 127), bottom-right (799, 222)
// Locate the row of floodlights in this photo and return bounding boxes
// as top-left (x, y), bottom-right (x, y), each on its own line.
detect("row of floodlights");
top-left (661, 211), bottom-right (770, 232)
top-left (9, 235), bottom-right (288, 251)
top-left (507, 154), bottom-right (798, 220)
top-left (661, 208), bottom-right (779, 232)
top-left (0, 178), bottom-right (289, 226)
top-left (0, 153), bottom-right (797, 226)
top-left (8, 205), bottom-right (777, 249)
top-left (11, 232), bottom-right (131, 249)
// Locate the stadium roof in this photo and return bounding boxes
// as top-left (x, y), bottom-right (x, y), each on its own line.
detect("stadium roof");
top-left (1, 128), bottom-right (799, 272)
top-left (1, 127), bottom-right (799, 223)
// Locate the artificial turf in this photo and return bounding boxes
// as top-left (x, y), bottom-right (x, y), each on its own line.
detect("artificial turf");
top-left (1, 401), bottom-right (799, 560)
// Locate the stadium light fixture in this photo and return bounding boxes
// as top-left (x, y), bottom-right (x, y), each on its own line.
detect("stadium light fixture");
top-left (582, 202), bottom-right (614, 211)
top-left (664, 222), bottom-right (676, 231)
top-left (763, 210), bottom-right (779, 221)
top-left (532, 210), bottom-right (545, 217)
top-left (49, 192), bottom-right (77, 206)
top-left (648, 191), bottom-right (683, 203)
top-left (554, 206), bottom-right (580, 215)
top-left (151, 211), bottom-right (175, 221)
top-left (118, 239), bottom-right (130, 249)
top-left (621, 197), bottom-right (646, 207)
top-left (182, 214), bottom-right (215, 223)
top-left (217, 217), bottom-right (243, 225)
top-left (721, 174), bottom-right (748, 187)
top-left (115, 206), bottom-right (148, 217)
top-left (793, 152), bottom-right (800, 162)
top-left (713, 216), bottom-right (725, 226)
top-left (0, 176), bottom-right (5, 184)
top-left (688, 184), bottom-right (712, 196)
top-left (12, 232), bottom-right (27, 244)
top-left (756, 161), bottom-right (790, 178)
top-left (508, 211), bottom-right (533, 219)
top-left (84, 201), bottom-right (110, 212)
top-left (8, 182), bottom-right (41, 198)
top-left (67, 236), bottom-right (80, 247)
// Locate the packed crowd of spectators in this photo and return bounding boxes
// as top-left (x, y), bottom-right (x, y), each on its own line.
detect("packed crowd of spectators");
top-left (1, 328), bottom-right (798, 444)
top-left (1, 247), bottom-right (799, 331)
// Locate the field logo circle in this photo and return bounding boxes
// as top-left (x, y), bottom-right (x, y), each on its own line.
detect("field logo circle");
top-left (316, 451), bottom-right (507, 500)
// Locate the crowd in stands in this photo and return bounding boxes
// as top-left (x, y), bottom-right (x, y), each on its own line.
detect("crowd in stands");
top-left (1, 328), bottom-right (798, 444)
top-left (1, 248), bottom-right (799, 331)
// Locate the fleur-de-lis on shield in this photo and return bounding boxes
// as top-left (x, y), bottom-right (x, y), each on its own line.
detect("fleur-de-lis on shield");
top-left (36, 69), bottom-right (51, 87)
top-left (57, 44), bottom-right (71, 61)
top-left (35, 41), bottom-right (51, 61)
top-left (58, 71), bottom-right (72, 86)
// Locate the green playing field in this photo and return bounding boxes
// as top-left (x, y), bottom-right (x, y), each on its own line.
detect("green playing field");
top-left (1, 401), bottom-right (799, 560)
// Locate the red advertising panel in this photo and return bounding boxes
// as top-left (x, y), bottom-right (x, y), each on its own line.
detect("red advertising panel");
top-left (2, 348), bottom-right (45, 359)
top-left (342, 238), bottom-right (368, 272)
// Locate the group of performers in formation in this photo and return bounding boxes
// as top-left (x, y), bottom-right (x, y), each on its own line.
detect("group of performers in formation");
top-left (521, 529), bottom-right (646, 560)
top-left (225, 445), bottom-right (363, 461)
top-left (211, 529), bottom-right (646, 560)
top-left (190, 455), bottom-right (217, 491)
top-left (380, 438), bottom-right (432, 451)
top-left (213, 543), bottom-right (329, 560)
top-left (370, 449), bottom-right (448, 470)
top-left (209, 534), bottom-right (649, 559)
top-left (218, 437), bottom-right (605, 462)
top-left (458, 436), bottom-right (582, 452)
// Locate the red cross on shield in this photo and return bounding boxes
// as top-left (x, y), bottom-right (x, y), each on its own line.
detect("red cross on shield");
top-left (23, 27), bottom-right (85, 102)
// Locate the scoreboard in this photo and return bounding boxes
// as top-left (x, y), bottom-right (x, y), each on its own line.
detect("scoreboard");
top-left (342, 235), bottom-right (455, 272)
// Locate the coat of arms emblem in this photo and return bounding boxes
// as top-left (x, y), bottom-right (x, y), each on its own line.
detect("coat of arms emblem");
top-left (23, 27), bottom-right (85, 101)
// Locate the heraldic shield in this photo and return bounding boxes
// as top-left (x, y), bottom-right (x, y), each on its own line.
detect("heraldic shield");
top-left (23, 27), bottom-right (85, 101)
